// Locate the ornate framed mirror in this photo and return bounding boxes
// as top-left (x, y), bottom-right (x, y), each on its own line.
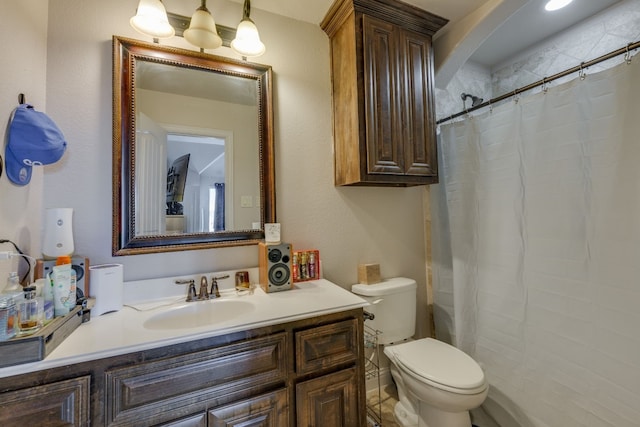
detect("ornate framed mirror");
top-left (112, 36), bottom-right (275, 255)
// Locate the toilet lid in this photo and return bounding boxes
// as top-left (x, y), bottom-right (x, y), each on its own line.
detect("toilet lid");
top-left (389, 338), bottom-right (486, 393)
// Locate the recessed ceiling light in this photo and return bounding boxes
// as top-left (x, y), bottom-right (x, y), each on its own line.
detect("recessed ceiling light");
top-left (545, 0), bottom-right (574, 11)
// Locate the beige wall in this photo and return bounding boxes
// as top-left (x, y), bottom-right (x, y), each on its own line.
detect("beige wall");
top-left (37, 0), bottom-right (432, 337)
top-left (0, 1), bottom-right (48, 285)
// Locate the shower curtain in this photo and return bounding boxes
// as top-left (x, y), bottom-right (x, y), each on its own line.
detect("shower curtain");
top-left (433, 59), bottom-right (640, 427)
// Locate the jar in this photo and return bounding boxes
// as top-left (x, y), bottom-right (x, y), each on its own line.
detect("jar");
top-left (0, 295), bottom-right (17, 341)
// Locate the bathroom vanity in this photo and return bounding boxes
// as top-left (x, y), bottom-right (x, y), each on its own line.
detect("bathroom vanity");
top-left (0, 277), bottom-right (368, 426)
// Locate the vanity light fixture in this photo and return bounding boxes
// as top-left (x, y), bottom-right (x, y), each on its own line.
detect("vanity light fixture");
top-left (129, 0), bottom-right (266, 58)
top-left (544, 0), bottom-right (573, 11)
top-left (130, 0), bottom-right (175, 40)
top-left (183, 0), bottom-right (222, 50)
top-left (230, 0), bottom-right (266, 58)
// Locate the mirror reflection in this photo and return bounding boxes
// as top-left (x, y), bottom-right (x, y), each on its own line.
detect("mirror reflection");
top-left (135, 60), bottom-right (260, 235)
top-left (112, 36), bottom-right (275, 255)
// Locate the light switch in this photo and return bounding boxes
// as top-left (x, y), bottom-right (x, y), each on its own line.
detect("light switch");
top-left (240, 195), bottom-right (253, 208)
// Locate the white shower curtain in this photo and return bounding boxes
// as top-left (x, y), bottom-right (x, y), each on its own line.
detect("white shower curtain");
top-left (433, 59), bottom-right (640, 427)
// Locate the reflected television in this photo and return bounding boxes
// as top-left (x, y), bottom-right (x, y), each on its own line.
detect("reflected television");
top-left (166, 153), bottom-right (190, 214)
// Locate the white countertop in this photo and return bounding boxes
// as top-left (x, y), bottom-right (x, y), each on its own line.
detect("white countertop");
top-left (0, 276), bottom-right (367, 378)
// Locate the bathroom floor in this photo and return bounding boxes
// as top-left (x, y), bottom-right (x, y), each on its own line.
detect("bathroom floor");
top-left (366, 383), bottom-right (500, 427)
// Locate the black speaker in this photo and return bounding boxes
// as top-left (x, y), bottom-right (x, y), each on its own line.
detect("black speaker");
top-left (259, 242), bottom-right (292, 293)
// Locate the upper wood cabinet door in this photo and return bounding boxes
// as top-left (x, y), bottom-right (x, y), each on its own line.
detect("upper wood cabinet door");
top-left (362, 14), bottom-right (404, 176)
top-left (321, 0), bottom-right (447, 187)
top-left (400, 28), bottom-right (438, 177)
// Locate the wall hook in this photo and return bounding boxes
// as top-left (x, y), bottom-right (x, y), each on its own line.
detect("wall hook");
top-left (18, 93), bottom-right (26, 105)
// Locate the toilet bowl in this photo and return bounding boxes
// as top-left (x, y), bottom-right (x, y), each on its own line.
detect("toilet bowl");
top-left (385, 338), bottom-right (488, 427)
top-left (351, 278), bottom-right (488, 427)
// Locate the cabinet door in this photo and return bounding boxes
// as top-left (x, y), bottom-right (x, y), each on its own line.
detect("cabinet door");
top-left (362, 14), bottom-right (404, 176)
top-left (296, 367), bottom-right (358, 427)
top-left (208, 388), bottom-right (288, 427)
top-left (400, 28), bottom-right (438, 177)
top-left (0, 375), bottom-right (90, 427)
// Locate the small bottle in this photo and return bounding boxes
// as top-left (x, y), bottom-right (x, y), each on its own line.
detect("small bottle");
top-left (292, 253), bottom-right (299, 281)
top-left (56, 256), bottom-right (77, 313)
top-left (299, 252), bottom-right (308, 280)
top-left (308, 252), bottom-right (316, 279)
top-left (18, 286), bottom-right (43, 335)
top-left (0, 295), bottom-right (17, 341)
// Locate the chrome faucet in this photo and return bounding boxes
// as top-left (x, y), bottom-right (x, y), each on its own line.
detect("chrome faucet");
top-left (198, 276), bottom-right (210, 300)
top-left (175, 279), bottom-right (197, 302)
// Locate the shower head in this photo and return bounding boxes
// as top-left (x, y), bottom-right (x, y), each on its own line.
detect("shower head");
top-left (461, 93), bottom-right (484, 107)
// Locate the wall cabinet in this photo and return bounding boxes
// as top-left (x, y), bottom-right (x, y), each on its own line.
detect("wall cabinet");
top-left (0, 309), bottom-right (365, 427)
top-left (321, 0), bottom-right (448, 186)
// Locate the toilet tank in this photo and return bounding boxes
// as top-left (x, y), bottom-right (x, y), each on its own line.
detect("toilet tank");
top-left (352, 277), bottom-right (417, 345)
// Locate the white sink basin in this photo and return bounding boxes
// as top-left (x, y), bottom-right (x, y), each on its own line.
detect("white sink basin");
top-left (143, 299), bottom-right (256, 330)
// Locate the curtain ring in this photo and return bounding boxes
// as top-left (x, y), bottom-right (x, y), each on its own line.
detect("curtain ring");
top-left (488, 99), bottom-right (493, 113)
top-left (624, 43), bottom-right (633, 64)
top-left (513, 90), bottom-right (519, 104)
top-left (542, 77), bottom-right (548, 94)
top-left (579, 62), bottom-right (587, 80)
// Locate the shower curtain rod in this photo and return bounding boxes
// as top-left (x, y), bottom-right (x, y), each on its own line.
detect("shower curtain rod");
top-left (437, 40), bottom-right (640, 125)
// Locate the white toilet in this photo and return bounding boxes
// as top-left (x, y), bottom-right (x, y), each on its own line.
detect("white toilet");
top-left (352, 278), bottom-right (488, 427)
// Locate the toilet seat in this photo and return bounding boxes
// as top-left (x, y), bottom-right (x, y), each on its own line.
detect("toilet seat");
top-left (387, 338), bottom-right (487, 395)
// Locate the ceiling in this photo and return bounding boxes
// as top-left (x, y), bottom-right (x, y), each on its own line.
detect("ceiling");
top-left (236, 0), bottom-right (621, 69)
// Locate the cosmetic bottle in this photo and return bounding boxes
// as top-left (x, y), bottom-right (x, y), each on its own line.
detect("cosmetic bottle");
top-left (18, 286), bottom-right (43, 336)
top-left (0, 295), bottom-right (17, 341)
top-left (309, 252), bottom-right (316, 279)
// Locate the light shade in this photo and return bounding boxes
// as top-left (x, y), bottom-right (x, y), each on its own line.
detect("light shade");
top-left (184, 6), bottom-right (222, 49)
top-left (130, 0), bottom-right (175, 39)
top-left (231, 18), bottom-right (266, 57)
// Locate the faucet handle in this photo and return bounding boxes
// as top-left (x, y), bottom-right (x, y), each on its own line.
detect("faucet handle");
top-left (198, 276), bottom-right (210, 300)
top-left (175, 279), bottom-right (197, 302)
top-left (210, 275), bottom-right (227, 298)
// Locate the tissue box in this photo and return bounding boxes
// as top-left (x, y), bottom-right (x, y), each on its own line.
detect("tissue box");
top-left (357, 263), bottom-right (380, 284)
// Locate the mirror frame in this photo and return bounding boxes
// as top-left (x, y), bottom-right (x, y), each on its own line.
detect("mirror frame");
top-left (112, 36), bottom-right (275, 256)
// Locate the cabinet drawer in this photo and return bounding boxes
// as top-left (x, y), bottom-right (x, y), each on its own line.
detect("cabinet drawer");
top-left (295, 318), bottom-right (358, 375)
top-left (0, 375), bottom-right (90, 426)
top-left (208, 388), bottom-right (288, 426)
top-left (105, 333), bottom-right (287, 426)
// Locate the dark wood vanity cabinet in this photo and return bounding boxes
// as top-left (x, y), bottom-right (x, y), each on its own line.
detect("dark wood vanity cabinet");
top-left (0, 309), bottom-right (365, 427)
top-left (0, 375), bottom-right (91, 426)
top-left (321, 0), bottom-right (447, 186)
